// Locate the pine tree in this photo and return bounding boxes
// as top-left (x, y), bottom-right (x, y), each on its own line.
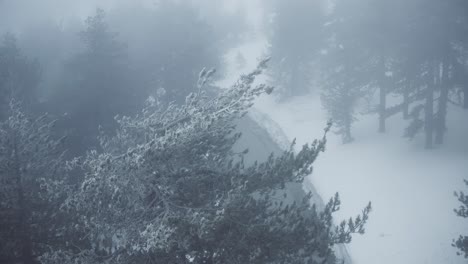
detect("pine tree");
top-left (0, 33), bottom-right (41, 121)
top-left (0, 101), bottom-right (68, 263)
top-left (320, 9), bottom-right (374, 143)
top-left (402, 0), bottom-right (468, 148)
top-left (51, 9), bottom-right (137, 155)
top-left (329, 0), bottom-right (399, 133)
top-left (320, 47), bottom-right (366, 143)
top-left (328, 0), bottom-right (468, 147)
top-left (44, 59), bottom-right (371, 264)
top-left (267, 0), bottom-right (325, 99)
top-left (453, 180), bottom-right (468, 258)
top-left (111, 0), bottom-right (222, 104)
top-left (321, 81), bottom-right (359, 144)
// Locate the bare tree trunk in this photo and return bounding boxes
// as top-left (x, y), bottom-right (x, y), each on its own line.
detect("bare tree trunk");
top-left (343, 119), bottom-right (353, 144)
top-left (402, 81), bottom-right (410, 119)
top-left (425, 62), bottom-right (436, 149)
top-left (435, 60), bottom-right (449, 144)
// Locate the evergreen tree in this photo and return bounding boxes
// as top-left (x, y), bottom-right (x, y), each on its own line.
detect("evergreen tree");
top-left (328, 0), bottom-right (400, 133)
top-left (18, 19), bottom-right (82, 103)
top-left (110, 0), bottom-right (222, 104)
top-left (151, 0), bottom-right (221, 103)
top-left (327, 0), bottom-right (468, 147)
top-left (0, 33), bottom-right (41, 121)
top-left (51, 9), bottom-right (138, 155)
top-left (320, 77), bottom-right (362, 144)
top-left (267, 0), bottom-right (325, 98)
top-left (402, 0), bottom-right (468, 148)
top-left (43, 59), bottom-right (371, 264)
top-left (453, 179), bottom-right (468, 258)
top-left (0, 101), bottom-right (68, 264)
top-left (320, 4), bottom-right (376, 143)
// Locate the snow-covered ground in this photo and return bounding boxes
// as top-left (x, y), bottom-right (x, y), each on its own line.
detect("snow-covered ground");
top-left (254, 94), bottom-right (468, 264)
top-left (220, 38), bottom-right (468, 263)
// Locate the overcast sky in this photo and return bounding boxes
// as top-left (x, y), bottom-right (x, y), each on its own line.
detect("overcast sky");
top-left (0, 0), bottom-right (264, 34)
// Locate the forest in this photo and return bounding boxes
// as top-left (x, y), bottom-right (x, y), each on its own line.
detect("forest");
top-left (0, 0), bottom-right (467, 263)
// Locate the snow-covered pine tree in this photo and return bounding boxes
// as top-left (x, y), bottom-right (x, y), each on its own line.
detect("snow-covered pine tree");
top-left (0, 101), bottom-right (68, 264)
top-left (320, 22), bottom-right (371, 144)
top-left (320, 44), bottom-right (369, 144)
top-left (321, 81), bottom-right (359, 144)
top-left (48, 59), bottom-right (370, 264)
top-left (453, 179), bottom-right (468, 258)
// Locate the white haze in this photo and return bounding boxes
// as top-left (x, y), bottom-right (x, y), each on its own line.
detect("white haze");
top-left (1, 0), bottom-right (467, 263)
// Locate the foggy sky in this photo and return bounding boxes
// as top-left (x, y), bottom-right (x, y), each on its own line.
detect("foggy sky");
top-left (0, 0), bottom-right (264, 34)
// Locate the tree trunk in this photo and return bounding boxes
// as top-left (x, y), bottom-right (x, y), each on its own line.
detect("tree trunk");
top-left (343, 120), bottom-right (353, 144)
top-left (435, 60), bottom-right (449, 144)
top-left (379, 56), bottom-right (387, 133)
top-left (379, 87), bottom-right (386, 133)
top-left (402, 81), bottom-right (410, 119)
top-left (425, 62), bottom-right (435, 149)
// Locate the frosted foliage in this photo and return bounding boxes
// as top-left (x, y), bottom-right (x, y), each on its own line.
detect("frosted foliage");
top-left (454, 180), bottom-right (468, 258)
top-left (0, 101), bottom-right (67, 262)
top-left (46, 59), bottom-right (370, 263)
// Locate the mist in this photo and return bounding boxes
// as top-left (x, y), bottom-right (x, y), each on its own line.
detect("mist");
top-left (0, 0), bottom-right (467, 263)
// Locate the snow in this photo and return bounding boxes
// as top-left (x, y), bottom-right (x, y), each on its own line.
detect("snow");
top-left (220, 37), bottom-right (468, 263)
top-left (253, 94), bottom-right (468, 264)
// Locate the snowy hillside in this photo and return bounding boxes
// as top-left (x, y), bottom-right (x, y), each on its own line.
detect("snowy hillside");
top-left (253, 94), bottom-right (468, 264)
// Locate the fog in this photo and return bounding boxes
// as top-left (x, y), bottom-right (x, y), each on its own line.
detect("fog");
top-left (0, 0), bottom-right (263, 31)
top-left (0, 0), bottom-right (467, 263)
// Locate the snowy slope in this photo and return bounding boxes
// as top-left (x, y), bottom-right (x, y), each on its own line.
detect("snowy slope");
top-left (236, 111), bottom-right (353, 263)
top-left (253, 94), bottom-right (468, 264)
